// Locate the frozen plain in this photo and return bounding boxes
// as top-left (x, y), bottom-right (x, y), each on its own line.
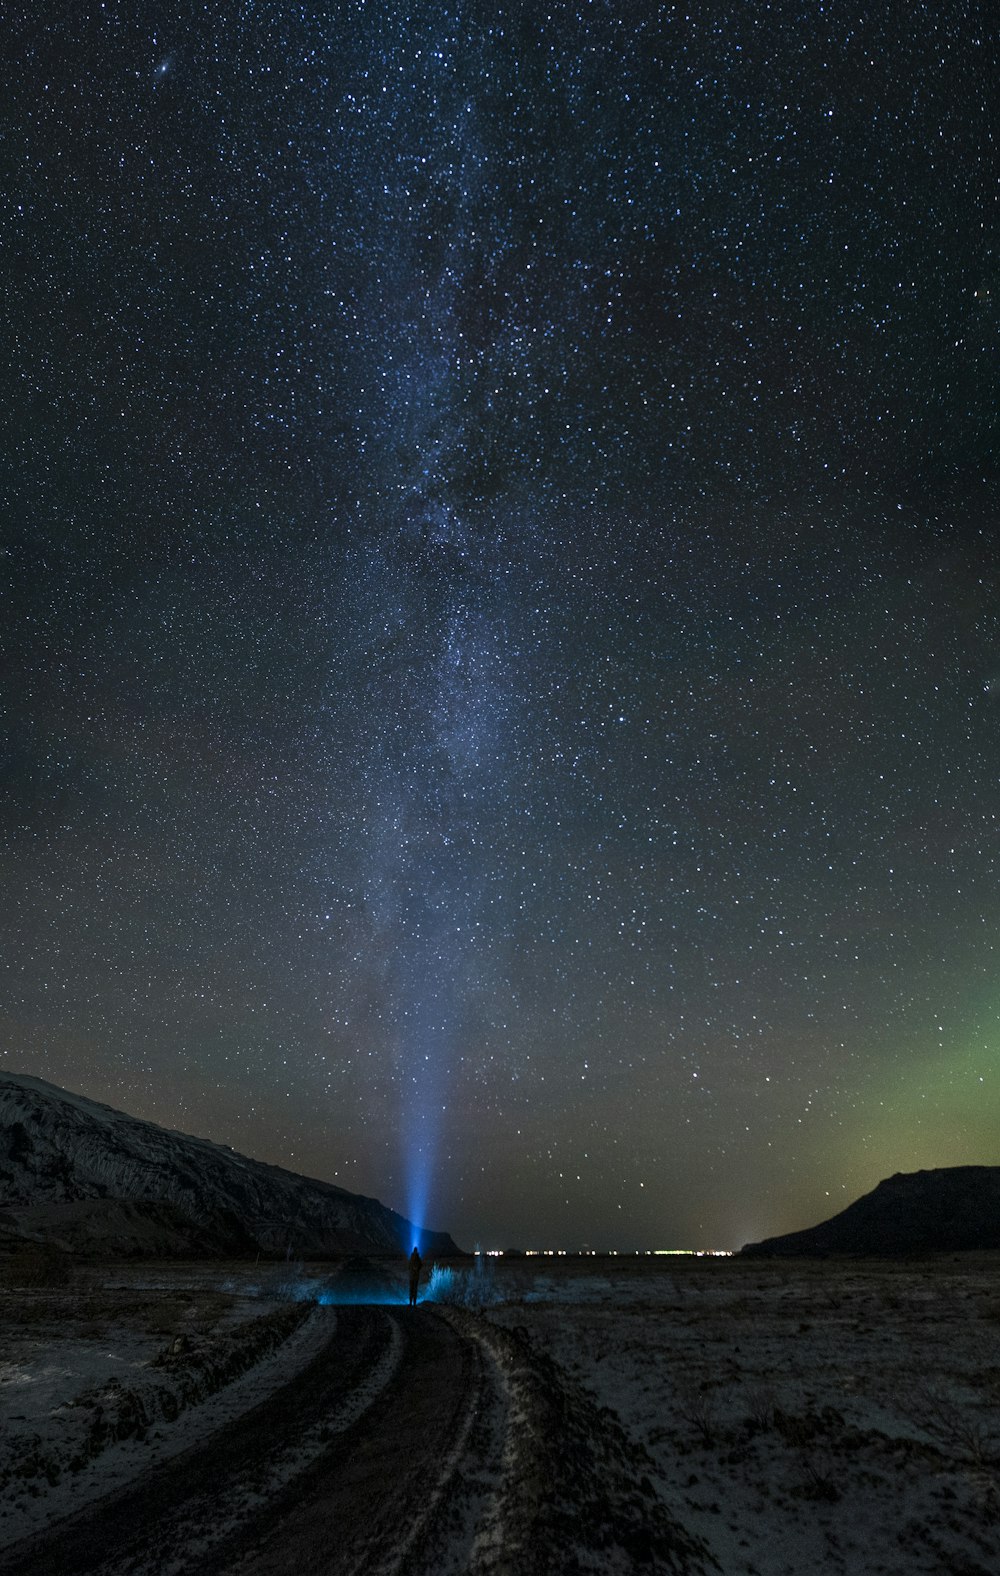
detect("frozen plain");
top-left (487, 1254), bottom-right (1000, 1575)
top-left (1, 1253), bottom-right (997, 1574)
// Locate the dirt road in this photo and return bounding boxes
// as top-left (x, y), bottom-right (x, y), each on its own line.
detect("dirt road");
top-left (1, 1306), bottom-right (490, 1576)
top-left (1, 1301), bottom-right (710, 1576)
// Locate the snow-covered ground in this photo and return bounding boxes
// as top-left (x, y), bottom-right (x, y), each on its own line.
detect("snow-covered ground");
top-left (0, 1264), bottom-right (332, 1550)
top-left (2, 1255), bottom-right (997, 1574)
top-left (485, 1255), bottom-right (1000, 1575)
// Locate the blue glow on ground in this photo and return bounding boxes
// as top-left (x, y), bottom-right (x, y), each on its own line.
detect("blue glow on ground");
top-left (313, 1285), bottom-right (409, 1306)
top-left (276, 1265), bottom-right (413, 1305)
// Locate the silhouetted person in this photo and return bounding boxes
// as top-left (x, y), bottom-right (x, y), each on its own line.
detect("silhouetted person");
top-left (408, 1246), bottom-right (422, 1306)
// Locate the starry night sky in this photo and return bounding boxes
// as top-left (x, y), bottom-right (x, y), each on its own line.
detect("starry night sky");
top-left (2, 3), bottom-right (997, 1250)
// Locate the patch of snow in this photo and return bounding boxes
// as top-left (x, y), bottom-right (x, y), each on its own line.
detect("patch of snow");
top-left (484, 1258), bottom-right (1000, 1576)
top-left (0, 1283), bottom-right (331, 1553)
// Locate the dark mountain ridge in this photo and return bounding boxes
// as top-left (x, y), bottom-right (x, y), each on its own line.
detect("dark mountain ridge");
top-left (741, 1166), bottom-right (1000, 1257)
top-left (0, 1073), bottom-right (460, 1260)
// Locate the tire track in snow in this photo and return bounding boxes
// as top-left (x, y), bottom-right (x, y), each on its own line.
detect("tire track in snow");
top-left (223, 1306), bottom-right (487, 1576)
top-left (1, 1305), bottom-right (400, 1576)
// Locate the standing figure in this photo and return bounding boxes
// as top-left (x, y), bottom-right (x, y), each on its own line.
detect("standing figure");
top-left (408, 1246), bottom-right (422, 1306)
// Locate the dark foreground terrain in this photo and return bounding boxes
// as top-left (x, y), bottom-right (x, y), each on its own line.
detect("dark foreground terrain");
top-left (2, 1255), bottom-right (998, 1574)
top-left (0, 1259), bottom-right (706, 1576)
top-left (4, 1306), bottom-right (488, 1576)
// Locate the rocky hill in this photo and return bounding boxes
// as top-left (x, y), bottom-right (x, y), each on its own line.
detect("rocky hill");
top-left (741, 1166), bottom-right (1000, 1256)
top-left (0, 1073), bottom-right (460, 1260)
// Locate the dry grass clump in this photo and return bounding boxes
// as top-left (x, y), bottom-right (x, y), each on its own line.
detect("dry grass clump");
top-left (743, 1383), bottom-right (778, 1433)
top-left (673, 1381), bottom-right (721, 1447)
top-left (427, 1259), bottom-right (504, 1310)
top-left (794, 1449), bottom-right (842, 1503)
top-left (900, 1382), bottom-right (997, 1471)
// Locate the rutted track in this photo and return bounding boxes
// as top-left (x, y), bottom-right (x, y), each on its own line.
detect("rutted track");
top-left (227, 1307), bottom-right (489, 1576)
top-left (1, 1302), bottom-right (713, 1576)
top-left (0, 1306), bottom-right (485, 1576)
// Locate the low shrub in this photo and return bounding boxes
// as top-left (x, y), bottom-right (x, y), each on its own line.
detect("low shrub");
top-left (426, 1258), bottom-right (503, 1310)
top-left (901, 1382), bottom-right (997, 1470)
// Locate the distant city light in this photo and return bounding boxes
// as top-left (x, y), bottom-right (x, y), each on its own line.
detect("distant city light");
top-left (654, 1249), bottom-right (734, 1257)
top-left (484, 1246), bottom-right (734, 1257)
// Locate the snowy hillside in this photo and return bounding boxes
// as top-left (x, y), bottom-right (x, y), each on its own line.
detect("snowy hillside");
top-left (0, 1074), bottom-right (458, 1259)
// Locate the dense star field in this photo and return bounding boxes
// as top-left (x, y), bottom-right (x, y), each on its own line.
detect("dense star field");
top-left (2, 3), bottom-right (996, 1249)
